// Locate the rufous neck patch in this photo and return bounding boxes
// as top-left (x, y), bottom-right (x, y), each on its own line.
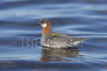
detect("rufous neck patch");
top-left (42, 22), bottom-right (51, 36)
top-left (40, 56), bottom-right (46, 62)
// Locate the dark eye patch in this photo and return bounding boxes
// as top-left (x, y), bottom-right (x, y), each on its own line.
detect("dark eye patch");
top-left (41, 21), bottom-right (45, 23)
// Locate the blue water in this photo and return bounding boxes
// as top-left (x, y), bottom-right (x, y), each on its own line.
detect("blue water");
top-left (0, 0), bottom-right (107, 71)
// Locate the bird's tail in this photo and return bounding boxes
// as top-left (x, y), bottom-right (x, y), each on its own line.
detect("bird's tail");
top-left (76, 38), bottom-right (87, 41)
top-left (72, 38), bottom-right (87, 46)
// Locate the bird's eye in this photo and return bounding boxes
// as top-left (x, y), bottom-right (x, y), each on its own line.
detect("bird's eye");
top-left (41, 21), bottom-right (45, 23)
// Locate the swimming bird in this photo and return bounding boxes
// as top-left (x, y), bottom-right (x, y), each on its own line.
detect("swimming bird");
top-left (33, 18), bottom-right (87, 48)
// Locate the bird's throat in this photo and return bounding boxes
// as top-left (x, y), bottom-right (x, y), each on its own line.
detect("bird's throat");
top-left (42, 22), bottom-right (51, 36)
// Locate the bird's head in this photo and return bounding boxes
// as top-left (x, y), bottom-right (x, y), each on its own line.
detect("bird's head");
top-left (33, 18), bottom-right (50, 27)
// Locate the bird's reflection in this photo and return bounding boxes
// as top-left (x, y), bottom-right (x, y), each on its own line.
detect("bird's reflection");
top-left (40, 46), bottom-right (81, 62)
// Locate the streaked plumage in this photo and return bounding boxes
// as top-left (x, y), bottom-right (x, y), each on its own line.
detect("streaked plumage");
top-left (33, 18), bottom-right (87, 48)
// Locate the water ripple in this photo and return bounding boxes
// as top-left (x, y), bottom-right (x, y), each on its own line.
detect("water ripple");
top-left (0, 0), bottom-right (107, 71)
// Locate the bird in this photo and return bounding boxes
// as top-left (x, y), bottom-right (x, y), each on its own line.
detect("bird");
top-left (33, 18), bottom-right (87, 48)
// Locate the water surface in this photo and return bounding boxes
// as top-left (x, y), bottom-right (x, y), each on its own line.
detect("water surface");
top-left (0, 0), bottom-right (107, 71)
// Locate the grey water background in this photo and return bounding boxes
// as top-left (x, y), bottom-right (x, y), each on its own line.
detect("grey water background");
top-left (0, 0), bottom-right (107, 71)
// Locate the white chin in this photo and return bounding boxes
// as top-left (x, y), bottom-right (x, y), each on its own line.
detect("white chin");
top-left (41, 24), bottom-right (47, 27)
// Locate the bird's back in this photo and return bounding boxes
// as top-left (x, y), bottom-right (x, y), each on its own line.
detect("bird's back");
top-left (41, 30), bottom-right (87, 48)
